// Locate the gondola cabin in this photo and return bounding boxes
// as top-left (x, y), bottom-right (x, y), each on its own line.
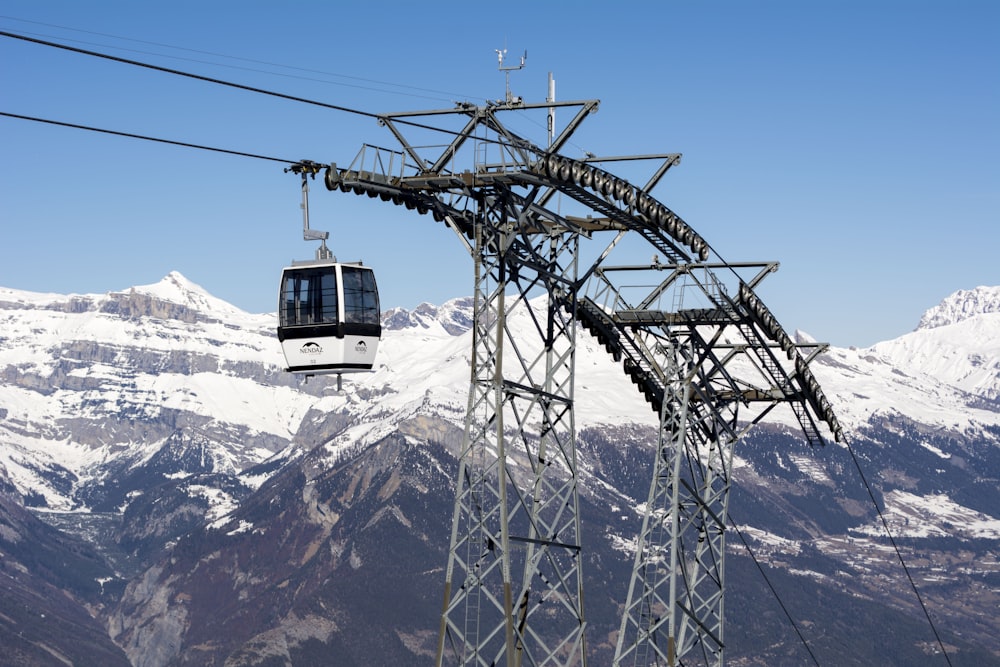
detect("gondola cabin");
top-left (277, 260), bottom-right (381, 375)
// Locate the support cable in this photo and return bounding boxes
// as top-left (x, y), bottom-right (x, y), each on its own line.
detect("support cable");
top-left (728, 515), bottom-right (821, 667)
top-left (0, 111), bottom-right (296, 164)
top-left (0, 30), bottom-right (373, 119)
top-left (0, 30), bottom-right (522, 148)
top-left (0, 16), bottom-right (474, 102)
top-left (843, 438), bottom-right (954, 666)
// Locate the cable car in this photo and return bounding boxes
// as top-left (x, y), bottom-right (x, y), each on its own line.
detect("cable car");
top-left (277, 259), bottom-right (381, 376)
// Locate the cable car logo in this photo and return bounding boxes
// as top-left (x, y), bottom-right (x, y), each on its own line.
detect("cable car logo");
top-left (354, 340), bottom-right (368, 354)
top-left (299, 341), bottom-right (323, 355)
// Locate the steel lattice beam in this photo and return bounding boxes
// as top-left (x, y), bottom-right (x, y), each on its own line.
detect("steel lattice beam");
top-left (309, 98), bottom-right (842, 667)
top-left (434, 186), bottom-right (587, 667)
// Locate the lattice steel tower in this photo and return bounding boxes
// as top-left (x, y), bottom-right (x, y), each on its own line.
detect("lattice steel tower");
top-left (312, 91), bottom-right (841, 667)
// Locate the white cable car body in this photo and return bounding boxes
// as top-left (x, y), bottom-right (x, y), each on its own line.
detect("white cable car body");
top-left (277, 259), bottom-right (381, 375)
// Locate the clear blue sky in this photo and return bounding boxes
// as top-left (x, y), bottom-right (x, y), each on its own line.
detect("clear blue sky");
top-left (1, 1), bottom-right (997, 348)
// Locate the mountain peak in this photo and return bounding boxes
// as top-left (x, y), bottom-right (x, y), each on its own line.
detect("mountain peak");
top-left (916, 285), bottom-right (1000, 331)
top-left (382, 296), bottom-right (474, 335)
top-left (129, 271), bottom-right (246, 317)
top-left (134, 271), bottom-right (209, 299)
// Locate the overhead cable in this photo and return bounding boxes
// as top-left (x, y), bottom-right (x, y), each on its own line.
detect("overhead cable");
top-left (1, 30), bottom-right (373, 119)
top-left (843, 438), bottom-right (955, 666)
top-left (0, 15), bottom-right (475, 102)
top-left (0, 30), bottom-right (513, 147)
top-left (729, 514), bottom-right (822, 667)
top-left (0, 111), bottom-right (296, 164)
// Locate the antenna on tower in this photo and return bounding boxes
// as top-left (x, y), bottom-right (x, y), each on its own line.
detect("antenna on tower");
top-left (547, 71), bottom-right (556, 146)
top-left (495, 47), bottom-right (527, 106)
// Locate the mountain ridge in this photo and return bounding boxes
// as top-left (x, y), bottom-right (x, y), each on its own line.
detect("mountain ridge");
top-left (917, 285), bottom-right (1000, 330)
top-left (1, 273), bottom-right (999, 665)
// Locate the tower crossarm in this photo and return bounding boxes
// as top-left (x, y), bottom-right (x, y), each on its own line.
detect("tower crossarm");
top-left (737, 281), bottom-right (844, 443)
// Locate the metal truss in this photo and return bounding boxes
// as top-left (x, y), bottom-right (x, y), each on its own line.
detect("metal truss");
top-left (433, 189), bottom-right (586, 667)
top-left (308, 96), bottom-right (842, 667)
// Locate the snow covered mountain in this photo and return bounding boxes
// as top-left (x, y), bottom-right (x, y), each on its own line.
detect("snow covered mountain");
top-left (1, 274), bottom-right (998, 666)
top-left (0, 272), bottom-right (652, 513)
top-left (875, 285), bottom-right (1000, 402)
top-left (0, 272), bottom-right (298, 511)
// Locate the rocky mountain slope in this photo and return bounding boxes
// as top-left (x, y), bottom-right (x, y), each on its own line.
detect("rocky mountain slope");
top-left (1, 274), bottom-right (998, 665)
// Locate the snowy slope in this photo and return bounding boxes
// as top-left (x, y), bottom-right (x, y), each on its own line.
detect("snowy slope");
top-left (0, 274), bottom-right (307, 509)
top-left (869, 286), bottom-right (1000, 401)
top-left (3, 273), bottom-right (999, 510)
top-left (805, 287), bottom-right (1000, 433)
top-left (0, 273), bottom-right (652, 509)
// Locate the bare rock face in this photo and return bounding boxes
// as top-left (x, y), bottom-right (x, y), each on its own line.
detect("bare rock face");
top-left (103, 426), bottom-right (453, 666)
top-left (0, 472), bottom-right (131, 666)
top-left (112, 563), bottom-right (197, 667)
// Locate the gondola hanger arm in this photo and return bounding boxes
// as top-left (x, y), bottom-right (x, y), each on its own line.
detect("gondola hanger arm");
top-left (285, 160), bottom-right (331, 257)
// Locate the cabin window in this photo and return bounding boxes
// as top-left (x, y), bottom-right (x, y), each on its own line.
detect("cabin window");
top-left (342, 267), bottom-right (380, 325)
top-left (280, 269), bottom-right (339, 326)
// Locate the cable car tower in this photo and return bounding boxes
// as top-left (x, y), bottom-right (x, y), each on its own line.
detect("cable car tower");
top-left (301, 58), bottom-right (842, 666)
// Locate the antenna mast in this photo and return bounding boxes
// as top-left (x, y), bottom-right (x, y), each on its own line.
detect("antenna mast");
top-left (495, 47), bottom-right (527, 106)
top-left (547, 71), bottom-right (556, 146)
